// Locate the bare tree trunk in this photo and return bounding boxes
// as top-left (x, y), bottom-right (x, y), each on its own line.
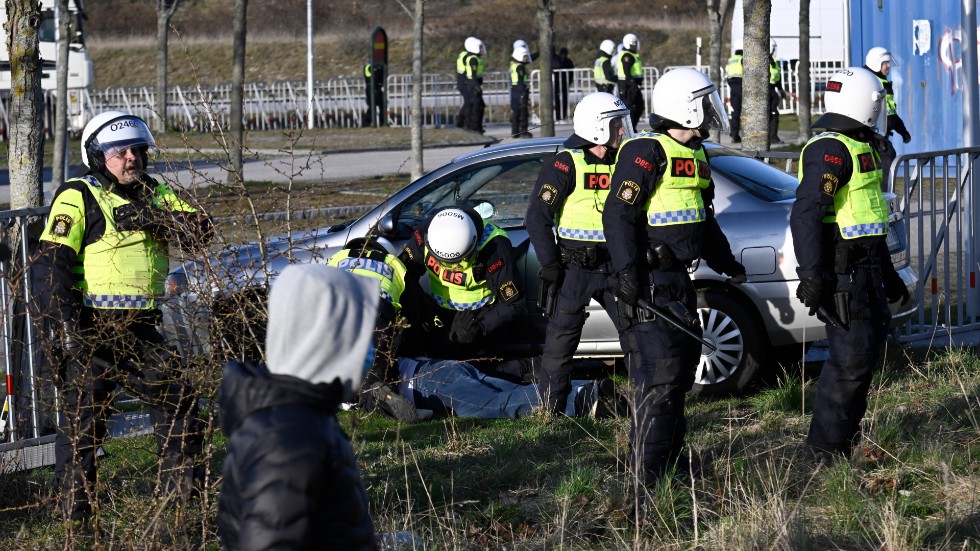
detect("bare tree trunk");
top-left (228, 0), bottom-right (247, 185)
top-left (537, 0), bottom-right (554, 138)
top-left (705, 0), bottom-right (733, 86)
top-left (410, 0), bottom-right (424, 181)
top-left (797, 0), bottom-right (812, 143)
top-left (155, 0), bottom-right (182, 135)
top-left (7, 0), bottom-right (45, 209)
top-left (52, 0), bottom-right (70, 188)
top-left (741, 0), bottom-right (771, 151)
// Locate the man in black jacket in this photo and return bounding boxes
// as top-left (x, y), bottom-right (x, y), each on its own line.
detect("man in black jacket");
top-left (218, 264), bottom-right (380, 550)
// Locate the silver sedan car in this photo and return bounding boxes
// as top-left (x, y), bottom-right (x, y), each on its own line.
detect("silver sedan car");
top-left (163, 137), bottom-right (918, 396)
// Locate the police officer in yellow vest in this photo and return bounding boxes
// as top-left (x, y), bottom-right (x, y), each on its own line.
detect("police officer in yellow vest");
top-left (865, 46), bottom-right (912, 189)
top-left (726, 49), bottom-right (744, 143)
top-left (615, 33), bottom-right (644, 130)
top-left (603, 68), bottom-right (746, 488)
top-left (326, 235), bottom-right (420, 423)
top-left (363, 60), bottom-right (385, 127)
top-left (31, 111), bottom-right (213, 524)
top-left (791, 68), bottom-right (910, 464)
top-left (594, 39), bottom-right (617, 94)
top-left (398, 206), bottom-right (526, 363)
top-left (456, 36), bottom-right (487, 134)
top-left (768, 41), bottom-right (787, 144)
top-left (526, 92), bottom-right (634, 415)
top-left (510, 45), bottom-right (533, 138)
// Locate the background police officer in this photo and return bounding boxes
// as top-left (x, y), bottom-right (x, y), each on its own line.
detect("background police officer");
top-left (526, 92), bottom-right (634, 415)
top-left (32, 111), bottom-right (213, 524)
top-left (593, 39), bottom-right (617, 94)
top-left (865, 46), bottom-right (912, 188)
top-left (791, 67), bottom-right (910, 464)
top-left (363, 60), bottom-right (386, 127)
top-left (398, 206), bottom-right (527, 365)
top-left (615, 33), bottom-right (644, 131)
top-left (510, 45), bottom-right (533, 138)
top-left (768, 41), bottom-right (786, 144)
top-left (726, 49), bottom-right (744, 143)
top-left (456, 36), bottom-right (487, 134)
top-left (603, 68), bottom-right (746, 487)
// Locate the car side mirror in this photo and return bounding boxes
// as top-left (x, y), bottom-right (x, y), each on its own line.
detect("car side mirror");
top-left (377, 212), bottom-right (397, 236)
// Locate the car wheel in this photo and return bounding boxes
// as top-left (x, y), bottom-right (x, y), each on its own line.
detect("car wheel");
top-left (692, 288), bottom-right (767, 397)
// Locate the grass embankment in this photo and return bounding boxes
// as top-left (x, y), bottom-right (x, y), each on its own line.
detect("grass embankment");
top-left (2, 345), bottom-right (979, 548)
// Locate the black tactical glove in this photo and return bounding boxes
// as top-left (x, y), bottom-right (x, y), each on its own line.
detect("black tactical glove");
top-left (539, 264), bottom-right (564, 289)
top-left (615, 269), bottom-right (641, 306)
top-left (114, 203), bottom-right (165, 234)
top-left (726, 262), bottom-right (747, 285)
top-left (449, 310), bottom-right (484, 344)
top-left (796, 276), bottom-right (823, 313)
top-left (883, 269), bottom-right (910, 306)
top-left (900, 129), bottom-right (912, 143)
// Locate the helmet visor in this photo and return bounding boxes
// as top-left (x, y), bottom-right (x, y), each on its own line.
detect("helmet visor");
top-left (702, 91), bottom-right (731, 135)
top-left (606, 114), bottom-right (635, 147)
top-left (873, 89), bottom-right (888, 135)
top-left (89, 116), bottom-right (158, 160)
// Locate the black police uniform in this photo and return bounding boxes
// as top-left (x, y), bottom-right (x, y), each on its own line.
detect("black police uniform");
top-left (510, 59), bottom-right (531, 137)
top-left (363, 62), bottom-right (385, 127)
top-left (617, 51), bottom-right (644, 130)
top-left (768, 56), bottom-right (785, 143)
top-left (526, 145), bottom-right (628, 414)
top-left (867, 65), bottom-right (913, 189)
top-left (456, 52), bottom-right (485, 133)
top-left (726, 53), bottom-right (743, 142)
top-left (790, 112), bottom-right (907, 460)
top-left (603, 133), bottom-right (745, 486)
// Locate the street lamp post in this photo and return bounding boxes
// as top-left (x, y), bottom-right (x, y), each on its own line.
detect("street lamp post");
top-left (306, 0), bottom-right (314, 129)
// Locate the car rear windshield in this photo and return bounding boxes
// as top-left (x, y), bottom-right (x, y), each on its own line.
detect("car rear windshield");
top-left (707, 149), bottom-right (800, 202)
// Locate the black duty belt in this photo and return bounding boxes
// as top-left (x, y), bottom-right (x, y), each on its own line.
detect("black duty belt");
top-left (559, 244), bottom-right (610, 270)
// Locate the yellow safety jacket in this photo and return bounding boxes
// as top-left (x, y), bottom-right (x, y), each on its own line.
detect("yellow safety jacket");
top-left (556, 149), bottom-right (613, 242)
top-left (364, 63), bottom-right (374, 78)
top-left (510, 61), bottom-right (527, 86)
top-left (456, 51), bottom-right (485, 79)
top-left (327, 247), bottom-right (406, 310)
top-left (425, 223), bottom-right (507, 310)
top-left (594, 54), bottom-right (614, 86)
top-left (621, 133), bottom-right (710, 226)
top-left (800, 132), bottom-right (888, 239)
top-left (769, 59), bottom-right (781, 85)
top-left (726, 55), bottom-right (743, 78)
top-left (875, 74), bottom-right (898, 116)
top-left (40, 175), bottom-right (195, 309)
top-left (616, 51), bottom-right (643, 81)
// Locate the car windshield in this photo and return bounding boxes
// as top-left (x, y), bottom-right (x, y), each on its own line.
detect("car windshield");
top-left (707, 149), bottom-right (799, 202)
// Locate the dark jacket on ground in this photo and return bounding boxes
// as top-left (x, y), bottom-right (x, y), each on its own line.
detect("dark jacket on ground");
top-left (217, 360), bottom-right (377, 551)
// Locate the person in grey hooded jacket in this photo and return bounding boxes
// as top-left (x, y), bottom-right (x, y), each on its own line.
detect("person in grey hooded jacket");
top-left (217, 264), bottom-right (381, 550)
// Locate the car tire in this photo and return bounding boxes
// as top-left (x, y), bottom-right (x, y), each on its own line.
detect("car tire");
top-left (692, 288), bottom-right (767, 397)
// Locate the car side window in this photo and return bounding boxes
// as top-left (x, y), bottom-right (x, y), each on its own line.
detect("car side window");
top-left (393, 154), bottom-right (546, 237)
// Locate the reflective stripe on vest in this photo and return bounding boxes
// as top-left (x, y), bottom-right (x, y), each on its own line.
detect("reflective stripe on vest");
top-left (556, 149), bottom-right (613, 242)
top-left (594, 55), bottom-right (614, 85)
top-left (799, 132), bottom-right (888, 239)
top-left (876, 74), bottom-right (898, 116)
top-left (457, 51), bottom-right (485, 79)
top-left (619, 133), bottom-right (709, 227)
top-left (726, 55), bottom-right (743, 78)
top-left (615, 51), bottom-right (643, 80)
top-left (426, 223), bottom-right (507, 310)
top-left (73, 175), bottom-right (184, 310)
top-left (327, 249), bottom-right (406, 309)
top-left (510, 61), bottom-right (527, 85)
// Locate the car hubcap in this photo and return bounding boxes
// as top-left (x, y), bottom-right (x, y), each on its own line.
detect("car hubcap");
top-left (695, 307), bottom-right (745, 385)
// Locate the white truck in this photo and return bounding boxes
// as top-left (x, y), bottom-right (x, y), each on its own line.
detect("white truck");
top-left (730, 0), bottom-right (849, 62)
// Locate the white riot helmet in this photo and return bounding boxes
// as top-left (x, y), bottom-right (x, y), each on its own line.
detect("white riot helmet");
top-left (865, 46), bottom-right (893, 73)
top-left (599, 39), bottom-right (616, 56)
top-left (81, 110), bottom-right (157, 170)
top-left (650, 67), bottom-right (731, 135)
top-left (571, 92), bottom-right (635, 147)
top-left (513, 39), bottom-right (528, 51)
top-left (770, 40), bottom-right (777, 56)
top-left (823, 67), bottom-right (887, 132)
top-left (464, 36), bottom-right (485, 56)
top-left (512, 46), bottom-right (530, 63)
top-left (623, 33), bottom-right (639, 53)
top-left (425, 207), bottom-right (483, 263)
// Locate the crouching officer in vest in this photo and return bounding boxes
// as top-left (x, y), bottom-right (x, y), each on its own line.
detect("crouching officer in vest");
top-left (526, 92), bottom-right (634, 415)
top-left (31, 111), bottom-right (214, 524)
top-left (791, 68), bottom-right (910, 465)
top-left (398, 206), bottom-right (527, 368)
top-left (327, 235), bottom-right (421, 423)
top-left (603, 68), bottom-right (746, 488)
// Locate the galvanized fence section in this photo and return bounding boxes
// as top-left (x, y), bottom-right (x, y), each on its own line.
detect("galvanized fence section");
top-left (889, 149), bottom-right (980, 342)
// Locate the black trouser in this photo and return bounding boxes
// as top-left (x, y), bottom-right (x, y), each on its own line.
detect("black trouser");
top-left (806, 263), bottom-right (891, 457)
top-left (768, 86), bottom-right (782, 142)
top-left (728, 79), bottom-right (743, 140)
top-left (510, 85), bottom-right (529, 136)
top-left (624, 269), bottom-right (699, 487)
top-left (364, 86), bottom-right (385, 127)
top-left (619, 82), bottom-right (644, 131)
top-left (596, 83), bottom-right (614, 94)
top-left (538, 263), bottom-right (627, 414)
top-left (55, 308), bottom-right (202, 520)
top-left (457, 79), bottom-right (484, 132)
